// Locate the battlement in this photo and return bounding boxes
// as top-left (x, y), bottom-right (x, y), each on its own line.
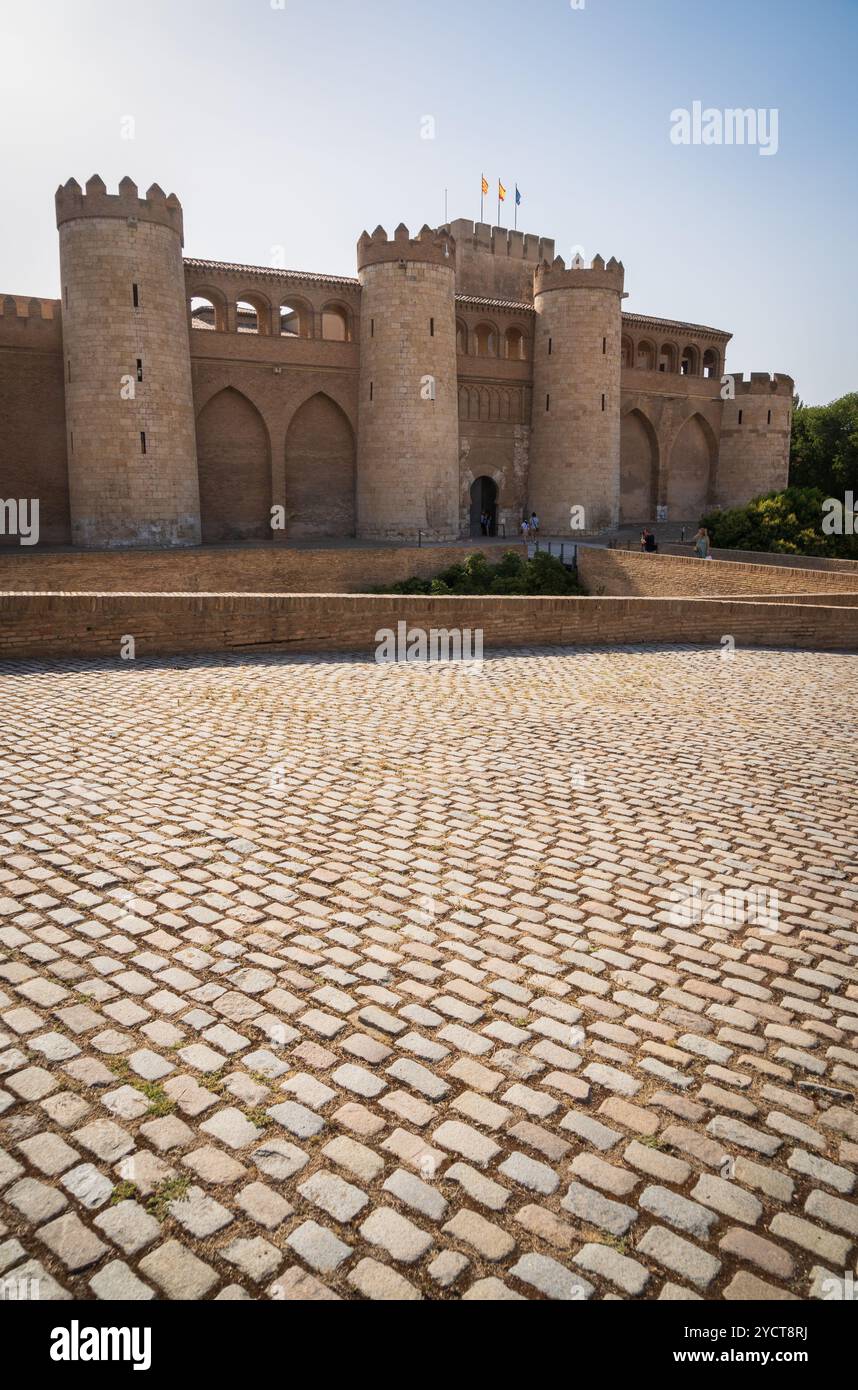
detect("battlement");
top-left (1, 296), bottom-right (59, 322)
top-left (356, 223), bottom-right (455, 272)
top-left (446, 220), bottom-right (555, 267)
top-left (534, 253), bottom-right (625, 296)
top-left (55, 176), bottom-right (184, 242)
top-left (730, 371), bottom-right (795, 396)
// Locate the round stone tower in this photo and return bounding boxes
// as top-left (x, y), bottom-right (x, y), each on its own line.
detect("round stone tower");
top-left (528, 254), bottom-right (625, 534)
top-left (56, 175), bottom-right (200, 548)
top-left (356, 224), bottom-right (459, 541)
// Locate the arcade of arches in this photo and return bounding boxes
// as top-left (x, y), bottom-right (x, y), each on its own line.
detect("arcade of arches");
top-left (620, 408), bottom-right (716, 524)
top-left (196, 389), bottom-right (356, 543)
top-left (285, 393), bottom-right (356, 538)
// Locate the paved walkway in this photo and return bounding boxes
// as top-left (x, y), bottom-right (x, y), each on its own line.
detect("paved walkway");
top-left (0, 646), bottom-right (856, 1301)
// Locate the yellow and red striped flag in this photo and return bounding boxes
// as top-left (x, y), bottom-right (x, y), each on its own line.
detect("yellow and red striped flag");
top-left (481, 175), bottom-right (489, 196)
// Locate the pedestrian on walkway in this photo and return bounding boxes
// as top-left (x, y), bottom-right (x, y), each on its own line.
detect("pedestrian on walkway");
top-left (692, 526), bottom-right (711, 559)
top-left (530, 512), bottom-right (540, 536)
top-left (520, 517), bottom-right (530, 539)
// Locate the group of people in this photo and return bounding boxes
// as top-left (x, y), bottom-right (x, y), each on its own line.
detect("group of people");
top-left (520, 513), bottom-right (540, 538)
top-left (641, 526), bottom-right (712, 558)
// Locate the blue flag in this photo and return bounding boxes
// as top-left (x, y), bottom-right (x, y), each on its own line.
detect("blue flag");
top-left (515, 185), bottom-right (522, 206)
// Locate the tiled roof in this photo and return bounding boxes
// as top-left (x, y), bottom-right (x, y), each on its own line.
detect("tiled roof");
top-left (456, 295), bottom-right (534, 312)
top-left (622, 311), bottom-right (732, 339)
top-left (184, 258), bottom-right (359, 289)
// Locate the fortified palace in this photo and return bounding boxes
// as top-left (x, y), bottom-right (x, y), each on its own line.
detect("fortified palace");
top-left (0, 175), bottom-right (794, 548)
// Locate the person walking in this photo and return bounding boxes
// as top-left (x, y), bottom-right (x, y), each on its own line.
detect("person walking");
top-left (692, 526), bottom-right (711, 559)
top-left (520, 517), bottom-right (530, 539)
top-left (530, 512), bottom-right (540, 537)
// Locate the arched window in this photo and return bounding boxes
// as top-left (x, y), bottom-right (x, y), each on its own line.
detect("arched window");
top-left (681, 346), bottom-right (699, 376)
top-left (621, 335), bottom-right (634, 368)
top-left (235, 292), bottom-right (272, 336)
top-left (659, 342), bottom-right (678, 374)
top-left (190, 293), bottom-right (226, 332)
top-left (280, 301), bottom-right (311, 338)
top-left (322, 304), bottom-right (351, 342)
top-left (504, 327), bottom-right (526, 361)
top-left (456, 320), bottom-right (468, 355)
top-left (474, 323), bottom-right (498, 357)
top-left (236, 301), bottom-right (259, 334)
top-left (636, 340), bottom-right (656, 371)
top-left (702, 348), bottom-right (720, 378)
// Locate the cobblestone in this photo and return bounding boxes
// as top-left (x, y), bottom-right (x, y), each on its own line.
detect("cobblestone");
top-left (1, 645), bottom-right (855, 1302)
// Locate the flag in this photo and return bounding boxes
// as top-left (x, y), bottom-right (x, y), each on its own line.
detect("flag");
top-left (515, 185), bottom-right (522, 206)
top-left (481, 175), bottom-right (489, 196)
top-left (498, 181), bottom-right (507, 202)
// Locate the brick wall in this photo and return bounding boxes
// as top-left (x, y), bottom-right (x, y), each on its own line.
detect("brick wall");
top-left (0, 591), bottom-right (855, 661)
top-left (660, 544), bottom-right (858, 574)
top-left (0, 540), bottom-right (522, 594)
top-left (577, 546), bottom-right (858, 597)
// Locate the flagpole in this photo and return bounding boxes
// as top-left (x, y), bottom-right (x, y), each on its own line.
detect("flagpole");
top-left (480, 174), bottom-right (484, 224)
top-left (514, 188), bottom-right (518, 231)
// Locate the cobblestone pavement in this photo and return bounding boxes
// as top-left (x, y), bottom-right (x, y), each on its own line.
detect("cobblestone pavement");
top-left (0, 646), bottom-right (856, 1302)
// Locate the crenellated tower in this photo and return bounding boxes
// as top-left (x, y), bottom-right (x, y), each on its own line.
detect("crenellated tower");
top-left (56, 175), bottom-right (200, 548)
top-left (356, 224), bottom-right (459, 542)
top-left (528, 253), bottom-right (626, 534)
top-left (715, 372), bottom-right (794, 509)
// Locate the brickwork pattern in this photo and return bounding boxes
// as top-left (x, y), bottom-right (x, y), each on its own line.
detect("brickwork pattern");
top-left (58, 204), bottom-right (200, 548)
top-left (0, 645), bottom-right (855, 1301)
top-left (0, 592), bottom-right (856, 662)
top-left (577, 548), bottom-right (858, 598)
top-left (529, 261), bottom-right (624, 534)
top-left (357, 246), bottom-right (459, 542)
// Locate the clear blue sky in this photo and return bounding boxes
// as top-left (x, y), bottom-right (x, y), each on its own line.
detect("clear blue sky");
top-left (2, 0), bottom-right (856, 404)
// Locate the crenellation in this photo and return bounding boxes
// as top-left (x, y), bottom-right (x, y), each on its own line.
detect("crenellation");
top-left (0, 172), bottom-right (795, 547)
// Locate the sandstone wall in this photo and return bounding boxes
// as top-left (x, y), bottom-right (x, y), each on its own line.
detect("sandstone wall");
top-left (0, 591), bottom-right (855, 661)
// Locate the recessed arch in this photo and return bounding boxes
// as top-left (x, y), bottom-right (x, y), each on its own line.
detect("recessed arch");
top-left (280, 298), bottom-right (313, 338)
top-left (620, 408), bottom-right (659, 523)
top-left (474, 322), bottom-right (499, 358)
top-left (680, 345), bottom-right (700, 377)
top-left (659, 341), bottom-right (679, 374)
top-left (321, 302), bottom-right (352, 342)
top-left (504, 327), bottom-right (526, 361)
top-left (285, 391), bottom-right (356, 537)
top-left (621, 335), bottom-right (634, 369)
top-left (456, 319), bottom-right (468, 355)
top-left (702, 347), bottom-right (720, 378)
top-left (236, 291), bottom-right (272, 336)
top-left (636, 339), bottom-right (656, 371)
top-left (666, 412), bottom-right (716, 519)
top-left (196, 388), bottom-right (271, 543)
top-left (189, 288), bottom-right (227, 332)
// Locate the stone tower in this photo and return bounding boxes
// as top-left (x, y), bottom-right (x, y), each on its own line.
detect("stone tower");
top-left (356, 224), bottom-right (459, 542)
top-left (528, 254), bottom-right (626, 534)
top-left (56, 175), bottom-right (200, 548)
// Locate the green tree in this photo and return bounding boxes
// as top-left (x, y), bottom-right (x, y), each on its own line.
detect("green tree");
top-left (789, 392), bottom-right (858, 495)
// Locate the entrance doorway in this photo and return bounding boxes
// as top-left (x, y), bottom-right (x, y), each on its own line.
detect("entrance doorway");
top-left (470, 476), bottom-right (498, 537)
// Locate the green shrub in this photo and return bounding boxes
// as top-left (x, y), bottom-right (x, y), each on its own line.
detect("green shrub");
top-left (701, 486), bottom-right (858, 559)
top-left (374, 550), bottom-right (585, 596)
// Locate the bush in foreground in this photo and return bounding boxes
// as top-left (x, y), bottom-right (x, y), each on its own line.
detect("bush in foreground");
top-left (700, 487), bottom-right (858, 560)
top-left (372, 550), bottom-right (585, 596)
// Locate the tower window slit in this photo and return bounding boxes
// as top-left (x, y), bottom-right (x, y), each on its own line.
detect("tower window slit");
top-left (132, 283), bottom-right (139, 308)
top-left (602, 393), bottom-right (606, 411)
top-left (140, 431), bottom-right (147, 454)
top-left (546, 393), bottom-right (550, 412)
top-left (136, 359), bottom-right (143, 383)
